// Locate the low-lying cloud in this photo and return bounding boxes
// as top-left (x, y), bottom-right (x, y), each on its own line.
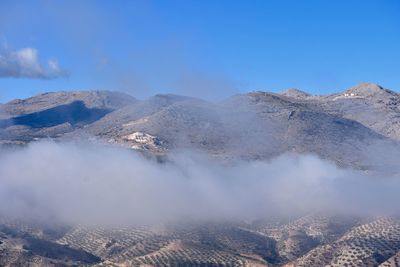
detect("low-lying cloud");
top-left (0, 141), bottom-right (398, 226)
top-left (0, 47), bottom-right (66, 79)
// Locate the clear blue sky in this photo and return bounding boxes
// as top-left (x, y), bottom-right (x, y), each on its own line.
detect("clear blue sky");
top-left (0, 0), bottom-right (399, 102)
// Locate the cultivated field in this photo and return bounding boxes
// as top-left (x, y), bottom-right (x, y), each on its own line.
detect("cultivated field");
top-left (1, 214), bottom-right (400, 266)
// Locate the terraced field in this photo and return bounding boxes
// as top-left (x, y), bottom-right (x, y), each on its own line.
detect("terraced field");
top-left (295, 217), bottom-right (400, 267)
top-left (380, 251), bottom-right (400, 267)
top-left (1, 215), bottom-right (400, 266)
top-left (58, 224), bottom-right (277, 266)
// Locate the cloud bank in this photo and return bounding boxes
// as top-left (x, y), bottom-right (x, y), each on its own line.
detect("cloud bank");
top-left (0, 47), bottom-right (66, 79)
top-left (0, 141), bottom-right (398, 226)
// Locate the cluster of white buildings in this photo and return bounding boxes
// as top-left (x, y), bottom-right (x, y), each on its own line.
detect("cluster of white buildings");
top-left (343, 92), bottom-right (357, 97)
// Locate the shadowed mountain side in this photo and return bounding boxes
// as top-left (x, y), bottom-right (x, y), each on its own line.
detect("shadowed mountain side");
top-left (23, 236), bottom-right (101, 264)
top-left (0, 101), bottom-right (111, 128)
top-left (0, 224), bottom-right (101, 265)
top-left (0, 91), bottom-right (137, 142)
top-left (0, 91), bottom-right (137, 120)
top-left (283, 110), bottom-right (385, 168)
top-left (222, 92), bottom-right (386, 166)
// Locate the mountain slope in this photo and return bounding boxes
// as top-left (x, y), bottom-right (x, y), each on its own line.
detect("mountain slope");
top-left (0, 84), bottom-right (397, 169)
top-left (0, 91), bottom-right (137, 143)
top-left (282, 83), bottom-right (400, 141)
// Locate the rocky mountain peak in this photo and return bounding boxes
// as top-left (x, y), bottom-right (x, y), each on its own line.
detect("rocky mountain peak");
top-left (342, 83), bottom-right (395, 98)
top-left (280, 88), bottom-right (311, 98)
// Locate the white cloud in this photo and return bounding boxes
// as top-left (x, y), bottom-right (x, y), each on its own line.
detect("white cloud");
top-left (0, 47), bottom-right (67, 79)
top-left (0, 140), bottom-right (398, 226)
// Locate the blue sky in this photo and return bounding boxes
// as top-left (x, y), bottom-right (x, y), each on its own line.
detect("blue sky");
top-left (0, 0), bottom-right (399, 102)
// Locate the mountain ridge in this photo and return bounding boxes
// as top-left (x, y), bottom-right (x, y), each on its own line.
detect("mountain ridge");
top-left (0, 83), bottom-right (398, 169)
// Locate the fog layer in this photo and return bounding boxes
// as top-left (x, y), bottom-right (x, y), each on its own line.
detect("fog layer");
top-left (0, 141), bottom-right (398, 226)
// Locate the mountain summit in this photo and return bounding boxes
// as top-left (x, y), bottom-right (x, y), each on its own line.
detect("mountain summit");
top-left (341, 82), bottom-right (394, 98)
top-left (280, 88), bottom-right (311, 98)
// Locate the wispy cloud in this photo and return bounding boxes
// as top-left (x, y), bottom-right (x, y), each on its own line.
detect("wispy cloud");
top-left (0, 47), bottom-right (67, 79)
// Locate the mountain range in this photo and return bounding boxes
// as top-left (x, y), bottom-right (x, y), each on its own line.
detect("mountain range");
top-left (1, 82), bottom-right (398, 170)
top-left (1, 83), bottom-right (400, 266)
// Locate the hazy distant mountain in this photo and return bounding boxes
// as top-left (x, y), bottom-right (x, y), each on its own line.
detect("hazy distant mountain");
top-left (0, 83), bottom-right (397, 169)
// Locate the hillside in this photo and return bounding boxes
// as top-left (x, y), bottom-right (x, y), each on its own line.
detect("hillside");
top-left (0, 83), bottom-right (398, 169)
